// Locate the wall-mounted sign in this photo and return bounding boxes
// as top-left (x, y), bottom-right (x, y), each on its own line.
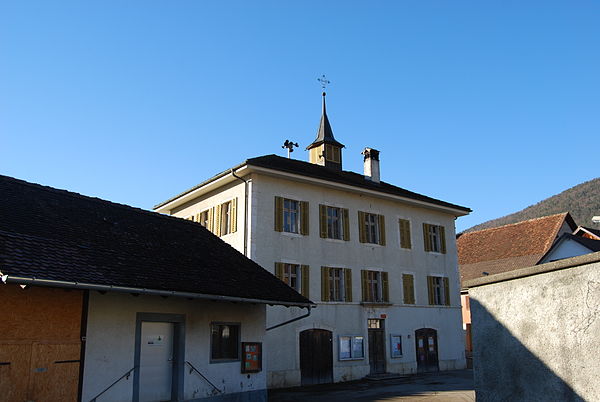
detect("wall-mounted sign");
top-left (147, 335), bottom-right (165, 346)
top-left (241, 342), bottom-right (262, 373)
top-left (390, 334), bottom-right (402, 358)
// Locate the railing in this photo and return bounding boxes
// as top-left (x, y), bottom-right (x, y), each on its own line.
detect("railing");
top-left (89, 366), bottom-right (136, 402)
top-left (185, 361), bottom-right (222, 395)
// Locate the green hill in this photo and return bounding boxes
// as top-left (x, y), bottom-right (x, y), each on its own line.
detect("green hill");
top-left (466, 177), bottom-right (600, 232)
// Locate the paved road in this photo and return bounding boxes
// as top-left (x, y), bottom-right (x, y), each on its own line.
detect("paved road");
top-left (268, 369), bottom-right (475, 402)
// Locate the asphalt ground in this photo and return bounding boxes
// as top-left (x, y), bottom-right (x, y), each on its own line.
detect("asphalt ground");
top-left (268, 369), bottom-right (475, 402)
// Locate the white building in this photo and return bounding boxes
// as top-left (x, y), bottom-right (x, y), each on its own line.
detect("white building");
top-left (155, 92), bottom-right (471, 388)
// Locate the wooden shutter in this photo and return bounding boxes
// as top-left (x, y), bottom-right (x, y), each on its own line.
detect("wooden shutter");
top-left (382, 272), bottom-right (389, 303)
top-left (301, 265), bottom-right (310, 298)
top-left (378, 215), bottom-right (386, 246)
top-left (274, 262), bottom-right (284, 280)
top-left (402, 274), bottom-right (415, 304)
top-left (300, 201), bottom-right (309, 235)
top-left (427, 276), bottom-right (434, 305)
top-left (440, 226), bottom-right (447, 254)
top-left (321, 266), bottom-right (330, 302)
top-left (195, 213), bottom-right (201, 223)
top-left (361, 270), bottom-right (369, 302)
top-left (231, 198), bottom-right (238, 233)
top-left (342, 208), bottom-right (350, 241)
top-left (423, 223), bottom-right (431, 252)
top-left (443, 277), bottom-right (450, 306)
top-left (399, 219), bottom-right (411, 249)
top-left (274, 197), bottom-right (284, 232)
top-left (358, 211), bottom-right (366, 243)
top-left (214, 205), bottom-right (222, 237)
top-left (208, 207), bottom-right (214, 233)
top-left (344, 268), bottom-right (352, 302)
top-left (319, 204), bottom-right (327, 238)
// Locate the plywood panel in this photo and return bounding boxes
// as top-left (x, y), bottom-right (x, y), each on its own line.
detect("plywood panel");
top-left (30, 342), bottom-right (81, 402)
top-left (0, 343), bottom-right (32, 402)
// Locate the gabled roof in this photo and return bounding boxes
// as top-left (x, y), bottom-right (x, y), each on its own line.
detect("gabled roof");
top-left (0, 175), bottom-right (311, 307)
top-left (306, 93), bottom-right (344, 149)
top-left (539, 233), bottom-right (600, 263)
top-left (458, 212), bottom-right (576, 285)
top-left (154, 154), bottom-right (471, 215)
top-left (573, 226), bottom-right (600, 240)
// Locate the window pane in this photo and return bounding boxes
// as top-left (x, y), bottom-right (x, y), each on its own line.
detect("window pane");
top-left (339, 336), bottom-right (351, 359)
top-left (353, 337), bottom-right (364, 358)
top-left (211, 324), bottom-right (240, 360)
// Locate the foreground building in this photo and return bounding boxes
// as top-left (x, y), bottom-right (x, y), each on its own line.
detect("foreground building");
top-left (0, 174), bottom-right (310, 402)
top-left (155, 92), bottom-right (471, 387)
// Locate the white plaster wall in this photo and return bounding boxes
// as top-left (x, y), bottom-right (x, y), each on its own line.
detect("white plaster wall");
top-left (539, 239), bottom-right (594, 263)
top-left (251, 174), bottom-right (465, 387)
top-left (81, 292), bottom-right (266, 402)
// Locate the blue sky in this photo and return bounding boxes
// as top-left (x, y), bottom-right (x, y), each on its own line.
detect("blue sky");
top-left (1, 1), bottom-right (598, 232)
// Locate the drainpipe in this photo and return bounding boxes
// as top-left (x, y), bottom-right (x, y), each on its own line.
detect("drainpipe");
top-left (231, 169), bottom-right (249, 257)
top-left (266, 306), bottom-right (313, 331)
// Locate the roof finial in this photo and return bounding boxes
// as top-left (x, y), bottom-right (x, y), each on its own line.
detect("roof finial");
top-left (317, 74), bottom-right (330, 96)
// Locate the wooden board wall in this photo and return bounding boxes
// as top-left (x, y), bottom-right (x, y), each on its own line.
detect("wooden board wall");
top-left (0, 285), bottom-right (84, 402)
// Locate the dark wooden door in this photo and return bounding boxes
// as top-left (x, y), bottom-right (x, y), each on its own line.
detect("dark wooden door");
top-left (415, 328), bottom-right (439, 373)
top-left (368, 319), bottom-right (386, 374)
top-left (299, 329), bottom-right (333, 385)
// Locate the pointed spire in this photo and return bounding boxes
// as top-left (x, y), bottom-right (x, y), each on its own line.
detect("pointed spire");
top-left (306, 91), bottom-right (345, 150)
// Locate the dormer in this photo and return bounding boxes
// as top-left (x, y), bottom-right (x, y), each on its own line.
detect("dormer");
top-left (306, 92), bottom-right (345, 170)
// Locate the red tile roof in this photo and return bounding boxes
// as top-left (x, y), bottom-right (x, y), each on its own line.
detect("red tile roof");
top-left (458, 212), bottom-right (575, 285)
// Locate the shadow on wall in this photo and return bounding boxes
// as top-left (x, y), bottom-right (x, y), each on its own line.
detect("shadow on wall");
top-left (470, 299), bottom-right (584, 402)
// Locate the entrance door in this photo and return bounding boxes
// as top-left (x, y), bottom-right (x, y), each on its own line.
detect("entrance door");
top-left (140, 322), bottom-right (175, 401)
top-left (415, 328), bottom-right (439, 373)
top-left (299, 329), bottom-right (333, 385)
top-left (368, 319), bottom-right (386, 374)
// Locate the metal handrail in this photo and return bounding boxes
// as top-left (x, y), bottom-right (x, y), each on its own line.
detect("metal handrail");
top-left (89, 366), bottom-right (137, 402)
top-left (185, 361), bottom-right (222, 394)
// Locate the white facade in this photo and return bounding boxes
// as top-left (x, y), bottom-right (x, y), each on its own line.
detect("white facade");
top-left (158, 156), bottom-right (469, 388)
top-left (82, 292), bottom-right (267, 401)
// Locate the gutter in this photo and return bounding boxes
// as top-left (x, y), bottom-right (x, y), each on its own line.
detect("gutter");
top-left (266, 306), bottom-right (313, 331)
top-left (1, 275), bottom-right (313, 308)
top-left (231, 168), bottom-right (250, 257)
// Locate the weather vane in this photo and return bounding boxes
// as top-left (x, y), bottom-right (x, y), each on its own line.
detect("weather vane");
top-left (282, 140), bottom-right (299, 159)
top-left (317, 74), bottom-right (331, 92)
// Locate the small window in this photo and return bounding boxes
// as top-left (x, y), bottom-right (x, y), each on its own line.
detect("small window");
top-left (427, 276), bottom-right (450, 306)
top-left (325, 144), bottom-right (341, 163)
top-left (221, 202), bottom-right (232, 235)
top-left (211, 323), bottom-right (240, 361)
top-left (339, 335), bottom-right (364, 360)
top-left (359, 211), bottom-right (385, 245)
top-left (319, 205), bottom-right (349, 241)
top-left (275, 263), bottom-right (309, 298)
top-left (361, 270), bottom-right (389, 303)
top-left (321, 267), bottom-right (352, 302)
top-left (399, 219), bottom-right (411, 249)
top-left (423, 223), bottom-right (446, 253)
top-left (214, 199), bottom-right (237, 237)
top-left (283, 199), bottom-right (299, 233)
top-left (199, 209), bottom-right (211, 229)
top-left (274, 197), bottom-right (309, 235)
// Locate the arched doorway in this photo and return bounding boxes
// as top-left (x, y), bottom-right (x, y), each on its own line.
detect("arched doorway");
top-left (415, 328), bottom-right (439, 373)
top-left (299, 329), bottom-right (333, 385)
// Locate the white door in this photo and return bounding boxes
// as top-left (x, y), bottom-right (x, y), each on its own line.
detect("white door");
top-left (139, 322), bottom-right (174, 402)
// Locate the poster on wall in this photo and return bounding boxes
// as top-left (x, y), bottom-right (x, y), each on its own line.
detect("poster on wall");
top-left (390, 334), bottom-right (402, 358)
top-left (241, 342), bottom-right (262, 373)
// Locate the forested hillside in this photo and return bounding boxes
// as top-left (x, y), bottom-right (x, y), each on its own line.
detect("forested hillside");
top-left (466, 178), bottom-right (600, 232)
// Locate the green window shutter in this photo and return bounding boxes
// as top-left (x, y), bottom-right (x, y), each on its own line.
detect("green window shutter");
top-left (361, 270), bottom-right (369, 302)
top-left (427, 276), bottom-right (434, 305)
top-left (382, 272), bottom-right (389, 303)
top-left (423, 223), bottom-right (431, 252)
top-left (402, 274), bottom-right (415, 304)
top-left (440, 226), bottom-right (447, 254)
top-left (443, 277), bottom-right (450, 306)
top-left (274, 196), bottom-right (284, 232)
top-left (378, 215), bottom-right (386, 246)
top-left (319, 204), bottom-right (327, 238)
top-left (399, 219), bottom-right (411, 249)
top-left (358, 211), bottom-right (366, 243)
top-left (343, 208), bottom-right (350, 241)
top-left (275, 262), bottom-right (284, 280)
top-left (321, 266), bottom-right (330, 302)
top-left (300, 201), bottom-right (309, 235)
top-left (301, 265), bottom-right (310, 298)
top-left (344, 268), bottom-right (352, 302)
top-left (231, 198), bottom-right (238, 233)
top-left (215, 204), bottom-right (222, 237)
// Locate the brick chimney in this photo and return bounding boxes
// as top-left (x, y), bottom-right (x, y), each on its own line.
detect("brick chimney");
top-left (361, 148), bottom-right (380, 183)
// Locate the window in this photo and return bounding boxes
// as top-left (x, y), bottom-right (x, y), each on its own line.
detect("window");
top-left (274, 197), bottom-right (309, 235)
top-left (339, 335), bottom-right (364, 360)
top-left (275, 263), bottom-right (309, 297)
top-left (361, 270), bottom-right (389, 303)
top-left (358, 211), bottom-right (386, 245)
top-left (321, 266), bottom-right (352, 302)
top-left (402, 273), bottom-right (415, 304)
top-left (325, 144), bottom-right (341, 163)
top-left (427, 276), bottom-right (450, 306)
top-left (319, 205), bottom-right (349, 240)
top-left (198, 209), bottom-right (211, 229)
top-left (211, 323), bottom-right (240, 361)
top-left (399, 219), bottom-right (411, 249)
top-left (423, 223), bottom-right (446, 253)
top-left (212, 199), bottom-right (237, 237)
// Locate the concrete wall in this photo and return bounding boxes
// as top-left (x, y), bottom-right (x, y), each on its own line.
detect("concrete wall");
top-left (82, 292), bottom-right (267, 402)
top-left (468, 253), bottom-right (600, 401)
